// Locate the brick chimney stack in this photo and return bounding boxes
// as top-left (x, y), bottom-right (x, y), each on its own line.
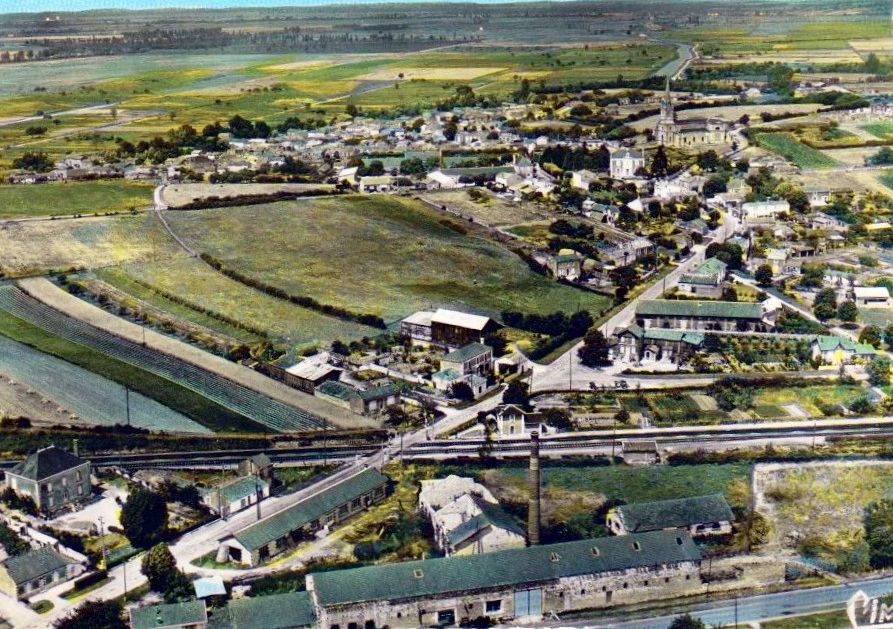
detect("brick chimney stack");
top-left (527, 431), bottom-right (541, 545)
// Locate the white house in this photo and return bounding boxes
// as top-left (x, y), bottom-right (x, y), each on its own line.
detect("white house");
top-left (853, 286), bottom-right (891, 308)
top-left (610, 148), bottom-right (645, 180)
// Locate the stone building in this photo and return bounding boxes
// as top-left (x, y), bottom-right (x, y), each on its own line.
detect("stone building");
top-left (614, 325), bottom-right (705, 365)
top-left (0, 546), bottom-right (85, 599)
top-left (399, 309), bottom-right (500, 349)
top-left (439, 343), bottom-right (493, 377)
top-left (634, 299), bottom-right (778, 332)
top-left (4, 446), bottom-right (91, 515)
top-left (607, 495), bottom-right (734, 538)
top-left (609, 148), bottom-right (645, 180)
top-left (217, 469), bottom-right (390, 566)
top-left (305, 530), bottom-right (702, 628)
top-left (677, 257), bottom-right (727, 299)
top-left (655, 79), bottom-right (731, 147)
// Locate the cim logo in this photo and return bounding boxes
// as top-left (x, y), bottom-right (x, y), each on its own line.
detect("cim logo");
top-left (849, 591), bottom-right (893, 628)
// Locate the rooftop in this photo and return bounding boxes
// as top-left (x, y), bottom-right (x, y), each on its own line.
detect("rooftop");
top-left (9, 445), bottom-right (87, 482)
top-left (130, 601), bottom-right (208, 629)
top-left (446, 497), bottom-right (524, 548)
top-left (216, 476), bottom-right (269, 504)
top-left (636, 300), bottom-right (763, 320)
top-left (3, 547), bottom-right (78, 586)
top-left (309, 530), bottom-right (700, 607)
top-left (231, 469), bottom-right (390, 552)
top-left (218, 591), bottom-right (316, 629)
top-left (431, 308), bottom-right (494, 331)
top-left (442, 342), bottom-right (492, 364)
top-left (615, 494), bottom-right (734, 533)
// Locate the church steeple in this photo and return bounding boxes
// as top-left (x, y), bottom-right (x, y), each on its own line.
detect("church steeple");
top-left (660, 76), bottom-right (675, 122)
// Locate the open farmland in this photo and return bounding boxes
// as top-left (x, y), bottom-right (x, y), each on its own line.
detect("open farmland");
top-left (755, 133), bottom-right (837, 170)
top-left (0, 213), bottom-right (182, 277)
top-left (0, 335), bottom-right (208, 433)
top-left (160, 183), bottom-right (335, 208)
top-left (99, 258), bottom-right (382, 350)
top-left (162, 195), bottom-right (611, 323)
top-left (418, 189), bottom-right (550, 227)
top-left (0, 181), bottom-right (153, 220)
top-left (0, 285), bottom-right (327, 433)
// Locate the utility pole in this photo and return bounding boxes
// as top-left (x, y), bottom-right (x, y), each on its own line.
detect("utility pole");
top-left (568, 349), bottom-right (572, 392)
top-left (122, 560), bottom-right (127, 600)
top-left (255, 474), bottom-right (262, 521)
top-left (125, 387), bottom-right (130, 427)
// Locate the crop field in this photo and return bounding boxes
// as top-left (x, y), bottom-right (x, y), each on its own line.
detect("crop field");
top-left (0, 213), bottom-right (180, 277)
top-left (162, 195), bottom-right (611, 323)
top-left (751, 385), bottom-right (865, 417)
top-left (0, 181), bottom-right (153, 220)
top-left (758, 461), bottom-right (893, 569)
top-left (755, 133), bottom-right (838, 170)
top-left (861, 122), bottom-right (893, 140)
top-left (0, 335), bottom-right (208, 433)
top-left (0, 285), bottom-right (324, 433)
top-left (102, 258), bottom-right (382, 349)
top-left (160, 183), bottom-right (335, 208)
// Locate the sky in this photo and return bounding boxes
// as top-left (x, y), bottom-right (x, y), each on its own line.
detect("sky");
top-left (4, 0), bottom-right (548, 13)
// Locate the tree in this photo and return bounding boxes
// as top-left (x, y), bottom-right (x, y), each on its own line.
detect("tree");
top-left (141, 543), bottom-right (179, 593)
top-left (754, 264), bottom-right (773, 287)
top-left (837, 300), bottom-right (858, 323)
top-left (813, 288), bottom-right (837, 321)
top-left (53, 600), bottom-right (125, 629)
top-left (868, 357), bottom-right (891, 386)
top-left (11, 151), bottom-right (53, 172)
top-left (449, 382), bottom-right (475, 402)
top-left (614, 408), bottom-right (630, 424)
top-left (542, 408), bottom-right (572, 431)
top-left (121, 488), bottom-right (168, 549)
top-left (865, 499), bottom-right (893, 569)
top-left (578, 329), bottom-right (611, 368)
top-left (650, 145), bottom-right (669, 178)
top-left (502, 381), bottom-right (530, 408)
top-left (345, 103), bottom-right (359, 117)
top-left (668, 614), bottom-right (706, 629)
top-left (860, 325), bottom-right (883, 348)
top-left (227, 115), bottom-right (255, 139)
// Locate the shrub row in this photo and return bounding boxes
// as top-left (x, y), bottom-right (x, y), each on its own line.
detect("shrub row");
top-left (200, 253), bottom-right (386, 329)
top-left (172, 189), bottom-right (338, 210)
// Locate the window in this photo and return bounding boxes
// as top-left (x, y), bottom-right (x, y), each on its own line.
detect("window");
top-left (485, 600), bottom-right (501, 614)
top-left (549, 552), bottom-right (560, 563)
top-left (413, 569), bottom-right (424, 579)
top-left (437, 610), bottom-right (456, 627)
top-left (623, 582), bottom-right (628, 589)
top-left (348, 623), bottom-right (358, 629)
top-left (329, 624), bottom-right (340, 629)
top-left (590, 546), bottom-right (600, 557)
top-left (365, 621), bottom-right (375, 629)
top-left (631, 541), bottom-right (641, 551)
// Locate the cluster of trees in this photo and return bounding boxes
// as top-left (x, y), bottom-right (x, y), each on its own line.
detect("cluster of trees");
top-left (539, 144), bottom-right (611, 173)
top-left (812, 288), bottom-right (856, 322)
top-left (53, 600), bottom-right (126, 629)
top-left (11, 151), bottom-right (54, 172)
top-left (578, 328), bottom-right (611, 368)
top-left (116, 123), bottom-right (227, 163)
top-left (141, 542), bottom-right (193, 603)
top-left (501, 310), bottom-right (594, 339)
top-left (704, 242), bottom-right (745, 271)
top-left (549, 219), bottom-right (593, 239)
top-left (121, 487), bottom-right (168, 549)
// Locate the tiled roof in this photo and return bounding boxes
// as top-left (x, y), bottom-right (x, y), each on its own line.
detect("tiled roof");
top-left (3, 547), bottom-right (77, 585)
top-left (219, 591), bottom-right (316, 629)
top-left (636, 299), bottom-right (763, 320)
top-left (642, 329), bottom-right (705, 346)
top-left (442, 343), bottom-right (492, 364)
top-left (232, 469), bottom-right (389, 552)
top-left (9, 446), bottom-right (86, 481)
top-left (315, 380), bottom-right (358, 402)
top-left (813, 335), bottom-right (875, 355)
top-left (357, 384), bottom-right (397, 402)
top-left (309, 530), bottom-right (701, 607)
top-left (130, 601), bottom-right (208, 629)
top-left (218, 476), bottom-right (268, 504)
top-left (615, 494), bottom-right (734, 533)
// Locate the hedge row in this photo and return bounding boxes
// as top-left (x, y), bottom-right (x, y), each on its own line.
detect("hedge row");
top-left (172, 189), bottom-right (338, 211)
top-left (200, 253), bottom-right (387, 329)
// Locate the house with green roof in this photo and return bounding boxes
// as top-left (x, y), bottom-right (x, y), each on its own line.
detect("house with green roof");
top-left (607, 495), bottom-right (734, 538)
top-left (635, 299), bottom-right (776, 332)
top-left (810, 335), bottom-right (876, 367)
top-left (202, 476), bottom-right (270, 519)
top-left (216, 469), bottom-right (390, 566)
top-left (209, 591), bottom-right (315, 629)
top-left (306, 530), bottom-right (702, 628)
top-left (614, 324), bottom-right (705, 365)
top-left (678, 257), bottom-right (727, 299)
top-left (130, 600), bottom-right (208, 629)
top-left (0, 546), bottom-right (85, 599)
top-left (4, 445), bottom-right (91, 515)
top-left (314, 381), bottom-right (398, 416)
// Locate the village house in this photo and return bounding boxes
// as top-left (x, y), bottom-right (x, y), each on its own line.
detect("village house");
top-left (400, 308), bottom-right (500, 349)
top-left (202, 476), bottom-right (270, 519)
top-left (305, 530), bottom-right (703, 628)
top-left (599, 237), bottom-right (656, 268)
top-left (440, 343), bottom-right (493, 377)
top-left (546, 253), bottom-right (582, 280)
top-left (736, 200), bottom-right (790, 225)
top-left (314, 381), bottom-right (398, 416)
top-left (284, 357), bottom-right (341, 394)
top-left (853, 286), bottom-right (891, 308)
top-left (129, 600), bottom-right (208, 629)
top-left (239, 454), bottom-right (274, 483)
top-left (457, 404), bottom-right (554, 439)
top-left (810, 336), bottom-right (876, 366)
top-left (570, 169), bottom-right (598, 191)
top-left (614, 325), bottom-right (705, 365)
top-left (606, 495), bottom-right (734, 538)
top-left (609, 148), bottom-right (645, 180)
top-left (634, 299), bottom-right (778, 332)
top-left (619, 441), bottom-right (661, 466)
top-left (677, 257), bottom-right (727, 298)
top-left (217, 469), bottom-right (390, 567)
top-left (0, 546), bottom-right (85, 599)
top-left (358, 175), bottom-right (395, 193)
top-left (4, 446), bottom-right (91, 515)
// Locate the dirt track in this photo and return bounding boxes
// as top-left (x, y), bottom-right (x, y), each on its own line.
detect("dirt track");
top-left (16, 277), bottom-right (371, 430)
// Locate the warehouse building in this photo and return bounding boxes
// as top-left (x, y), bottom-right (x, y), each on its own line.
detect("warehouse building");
top-left (306, 530), bottom-right (702, 628)
top-left (635, 299), bottom-right (778, 332)
top-left (607, 495), bottom-right (735, 538)
top-left (216, 469), bottom-right (390, 566)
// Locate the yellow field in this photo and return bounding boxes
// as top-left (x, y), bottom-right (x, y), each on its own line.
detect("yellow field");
top-left (357, 67), bottom-right (505, 81)
top-left (161, 183), bottom-right (336, 207)
top-left (849, 39), bottom-right (893, 53)
top-left (699, 50), bottom-right (864, 64)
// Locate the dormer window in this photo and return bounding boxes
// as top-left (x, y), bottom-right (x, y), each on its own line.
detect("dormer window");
top-left (413, 569), bottom-right (424, 579)
top-left (550, 552), bottom-right (560, 563)
top-left (632, 541), bottom-right (641, 551)
top-left (590, 547), bottom-right (600, 557)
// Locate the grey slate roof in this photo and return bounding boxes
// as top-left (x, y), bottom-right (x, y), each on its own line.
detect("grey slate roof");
top-left (616, 494), bottom-right (734, 533)
top-left (3, 546), bottom-right (77, 585)
top-left (446, 498), bottom-right (525, 548)
top-left (232, 469), bottom-right (389, 552)
top-left (442, 342), bottom-right (492, 364)
top-left (131, 600), bottom-right (208, 629)
top-left (10, 446), bottom-right (86, 481)
top-left (310, 529), bottom-right (701, 607)
top-left (215, 591), bottom-right (316, 629)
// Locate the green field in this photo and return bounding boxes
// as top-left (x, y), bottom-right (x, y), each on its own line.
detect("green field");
top-left (0, 308), bottom-right (263, 433)
top-left (756, 133), bottom-right (838, 170)
top-left (0, 181), bottom-right (153, 219)
top-left (861, 122), bottom-right (893, 140)
top-left (161, 195), bottom-right (611, 323)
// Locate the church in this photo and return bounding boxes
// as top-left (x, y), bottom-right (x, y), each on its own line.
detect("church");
top-left (655, 79), bottom-right (731, 147)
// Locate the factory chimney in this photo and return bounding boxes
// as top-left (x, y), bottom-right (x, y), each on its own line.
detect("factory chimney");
top-left (527, 431), bottom-right (541, 546)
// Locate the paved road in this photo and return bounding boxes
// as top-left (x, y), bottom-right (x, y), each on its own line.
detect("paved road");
top-left (0, 103), bottom-right (116, 128)
top-left (552, 574), bottom-right (893, 628)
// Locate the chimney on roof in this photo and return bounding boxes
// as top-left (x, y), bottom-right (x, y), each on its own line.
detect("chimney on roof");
top-left (527, 431), bottom-right (541, 546)
top-left (72, 439), bottom-right (79, 458)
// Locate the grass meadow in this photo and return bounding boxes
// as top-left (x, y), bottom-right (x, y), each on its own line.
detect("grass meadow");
top-left (0, 181), bottom-right (153, 219)
top-left (755, 133), bottom-right (837, 169)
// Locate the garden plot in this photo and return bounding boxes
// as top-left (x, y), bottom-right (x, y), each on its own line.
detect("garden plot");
top-left (0, 335), bottom-right (208, 433)
top-left (755, 461), bottom-right (893, 569)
